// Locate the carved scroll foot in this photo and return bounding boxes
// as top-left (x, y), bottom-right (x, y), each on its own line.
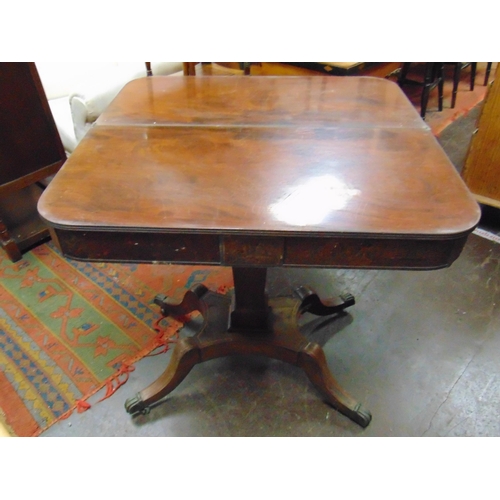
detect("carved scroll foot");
top-left (295, 285), bottom-right (355, 316)
top-left (153, 283), bottom-right (209, 317)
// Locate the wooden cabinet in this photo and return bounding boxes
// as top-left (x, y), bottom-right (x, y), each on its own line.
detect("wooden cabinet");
top-left (0, 62), bottom-right (66, 261)
top-left (462, 64), bottom-right (500, 207)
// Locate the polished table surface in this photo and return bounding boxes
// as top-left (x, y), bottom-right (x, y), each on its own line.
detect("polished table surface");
top-left (39, 76), bottom-right (479, 269)
top-left (38, 76), bottom-right (480, 426)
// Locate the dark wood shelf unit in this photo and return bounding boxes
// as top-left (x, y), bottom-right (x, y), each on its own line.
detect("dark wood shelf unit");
top-left (0, 62), bottom-right (66, 261)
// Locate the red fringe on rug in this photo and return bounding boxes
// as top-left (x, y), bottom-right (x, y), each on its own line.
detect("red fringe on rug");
top-left (39, 314), bottom-right (186, 432)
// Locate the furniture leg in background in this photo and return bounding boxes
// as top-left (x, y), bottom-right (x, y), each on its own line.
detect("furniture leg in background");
top-left (448, 62), bottom-right (478, 108)
top-left (397, 62), bottom-right (444, 119)
top-left (0, 218), bottom-right (22, 262)
top-left (484, 62), bottom-right (493, 86)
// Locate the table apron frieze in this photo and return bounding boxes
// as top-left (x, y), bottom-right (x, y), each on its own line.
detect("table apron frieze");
top-left (52, 229), bottom-right (468, 270)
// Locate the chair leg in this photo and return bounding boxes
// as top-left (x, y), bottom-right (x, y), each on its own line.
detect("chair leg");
top-left (0, 218), bottom-right (22, 262)
top-left (470, 62), bottom-right (477, 91)
top-left (451, 62), bottom-right (461, 108)
top-left (182, 63), bottom-right (197, 76)
top-left (397, 63), bottom-right (411, 85)
top-left (436, 63), bottom-right (444, 111)
top-left (420, 63), bottom-right (434, 119)
top-left (484, 62), bottom-right (492, 86)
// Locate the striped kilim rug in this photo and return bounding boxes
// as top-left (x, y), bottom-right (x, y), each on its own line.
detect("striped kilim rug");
top-left (0, 243), bottom-right (232, 436)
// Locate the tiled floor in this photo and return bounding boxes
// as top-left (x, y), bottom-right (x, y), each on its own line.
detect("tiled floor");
top-left (41, 105), bottom-right (500, 437)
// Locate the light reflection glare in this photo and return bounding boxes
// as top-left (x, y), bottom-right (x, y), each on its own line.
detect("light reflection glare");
top-left (269, 175), bottom-right (360, 226)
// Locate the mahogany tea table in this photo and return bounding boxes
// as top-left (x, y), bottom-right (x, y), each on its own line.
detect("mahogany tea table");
top-left (38, 76), bottom-right (480, 428)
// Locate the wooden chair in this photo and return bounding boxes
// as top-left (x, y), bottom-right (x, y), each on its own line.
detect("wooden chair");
top-left (397, 63), bottom-right (444, 119)
top-left (484, 62), bottom-right (493, 86)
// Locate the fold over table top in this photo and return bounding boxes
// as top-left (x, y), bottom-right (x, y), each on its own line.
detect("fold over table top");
top-left (38, 76), bottom-right (480, 270)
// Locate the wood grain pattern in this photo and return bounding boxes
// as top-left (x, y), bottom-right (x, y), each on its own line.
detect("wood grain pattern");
top-left (40, 120), bottom-right (478, 237)
top-left (95, 76), bottom-right (425, 128)
top-left (52, 229), bottom-right (467, 271)
top-left (462, 65), bottom-right (500, 206)
top-left (38, 76), bottom-right (480, 270)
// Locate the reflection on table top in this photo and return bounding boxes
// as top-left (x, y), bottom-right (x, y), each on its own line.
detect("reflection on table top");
top-left (39, 76), bottom-right (480, 240)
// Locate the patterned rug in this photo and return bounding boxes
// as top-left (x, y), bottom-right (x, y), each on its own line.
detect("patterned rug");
top-left (0, 243), bottom-right (232, 436)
